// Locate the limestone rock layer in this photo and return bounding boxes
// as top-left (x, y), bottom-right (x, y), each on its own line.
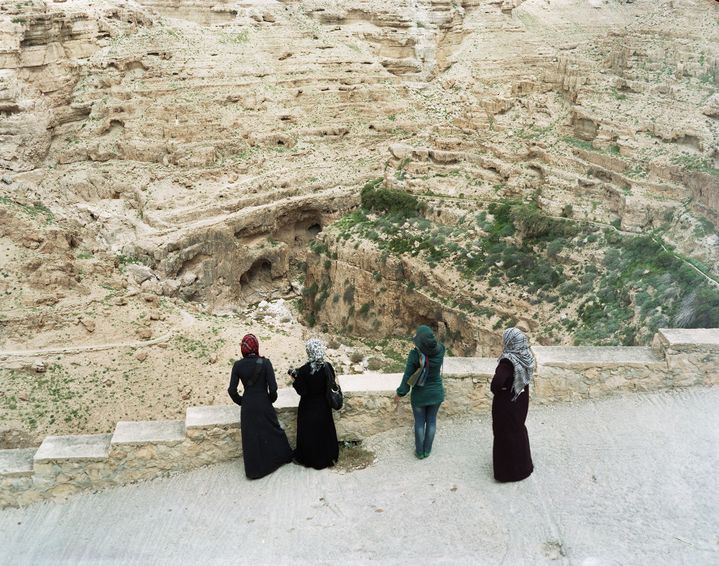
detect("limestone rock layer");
top-left (0, 0), bottom-right (717, 353)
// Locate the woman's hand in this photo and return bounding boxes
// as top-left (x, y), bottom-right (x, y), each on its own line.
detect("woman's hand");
top-left (393, 394), bottom-right (401, 405)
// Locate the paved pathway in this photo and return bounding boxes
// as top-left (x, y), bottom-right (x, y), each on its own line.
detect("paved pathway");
top-left (1, 387), bottom-right (717, 565)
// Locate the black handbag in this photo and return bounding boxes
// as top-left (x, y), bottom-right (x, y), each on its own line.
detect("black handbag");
top-left (324, 364), bottom-right (343, 410)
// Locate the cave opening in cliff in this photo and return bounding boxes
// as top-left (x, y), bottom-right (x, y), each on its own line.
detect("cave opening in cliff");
top-left (240, 259), bottom-right (273, 291)
top-left (290, 218), bottom-right (323, 246)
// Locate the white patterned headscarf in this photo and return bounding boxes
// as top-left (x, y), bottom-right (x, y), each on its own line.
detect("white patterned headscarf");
top-left (306, 338), bottom-right (326, 374)
top-left (499, 328), bottom-right (535, 401)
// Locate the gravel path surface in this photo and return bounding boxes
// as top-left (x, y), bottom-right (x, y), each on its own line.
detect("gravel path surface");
top-left (1, 387), bottom-right (717, 565)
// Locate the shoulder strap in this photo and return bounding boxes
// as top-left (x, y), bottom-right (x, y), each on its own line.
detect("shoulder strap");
top-left (247, 357), bottom-right (264, 387)
top-left (322, 362), bottom-right (333, 382)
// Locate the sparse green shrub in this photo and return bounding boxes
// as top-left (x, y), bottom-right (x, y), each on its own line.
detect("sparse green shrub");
top-left (350, 351), bottom-right (364, 363)
top-left (302, 282), bottom-right (318, 298)
top-left (343, 284), bottom-right (355, 304)
top-left (310, 240), bottom-right (329, 255)
top-left (361, 179), bottom-right (423, 216)
top-left (675, 288), bottom-right (719, 328)
top-left (562, 136), bottom-right (594, 151)
top-left (510, 203), bottom-right (577, 241)
top-left (671, 153), bottom-right (719, 176)
top-left (367, 357), bottom-right (383, 371)
top-left (547, 239), bottom-right (566, 259)
top-left (315, 290), bottom-right (329, 311)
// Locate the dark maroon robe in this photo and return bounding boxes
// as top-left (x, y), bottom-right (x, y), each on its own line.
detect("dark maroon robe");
top-left (491, 358), bottom-right (533, 482)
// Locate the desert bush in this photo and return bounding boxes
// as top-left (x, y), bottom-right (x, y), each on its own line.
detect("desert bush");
top-left (302, 282), bottom-right (318, 298)
top-left (547, 238), bottom-right (566, 258)
top-left (675, 288), bottom-right (719, 328)
top-left (510, 203), bottom-right (578, 241)
top-left (359, 303), bottom-right (371, 317)
top-left (360, 180), bottom-right (423, 216)
top-left (343, 283), bottom-right (355, 304)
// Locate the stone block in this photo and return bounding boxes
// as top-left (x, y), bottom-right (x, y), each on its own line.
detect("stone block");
top-left (34, 434), bottom-right (111, 463)
top-left (340, 373), bottom-right (400, 394)
top-left (0, 448), bottom-right (35, 477)
top-left (111, 421), bottom-right (185, 446)
top-left (275, 388), bottom-right (301, 409)
top-left (534, 346), bottom-right (663, 367)
top-left (657, 328), bottom-right (719, 348)
top-left (185, 405), bottom-right (240, 430)
top-left (443, 357), bottom-right (496, 377)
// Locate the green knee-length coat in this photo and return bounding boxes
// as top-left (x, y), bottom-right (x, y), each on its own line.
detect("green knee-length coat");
top-left (396, 326), bottom-right (445, 407)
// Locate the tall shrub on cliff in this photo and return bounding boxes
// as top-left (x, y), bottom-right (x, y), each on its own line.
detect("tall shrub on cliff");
top-left (360, 179), bottom-right (424, 217)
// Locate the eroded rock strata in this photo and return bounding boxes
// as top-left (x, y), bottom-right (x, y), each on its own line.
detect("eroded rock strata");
top-left (0, 0), bottom-right (717, 442)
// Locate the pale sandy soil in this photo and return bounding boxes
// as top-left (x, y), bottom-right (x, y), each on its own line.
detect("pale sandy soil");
top-left (0, 296), bottom-right (410, 448)
top-left (1, 387), bottom-right (717, 565)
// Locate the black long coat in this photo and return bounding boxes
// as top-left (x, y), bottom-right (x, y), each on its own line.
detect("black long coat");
top-left (292, 362), bottom-right (339, 469)
top-left (228, 356), bottom-right (292, 479)
top-left (491, 358), bottom-right (534, 482)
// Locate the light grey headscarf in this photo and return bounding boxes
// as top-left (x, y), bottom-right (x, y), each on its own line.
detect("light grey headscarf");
top-left (498, 327), bottom-right (535, 401)
top-left (306, 338), bottom-right (326, 374)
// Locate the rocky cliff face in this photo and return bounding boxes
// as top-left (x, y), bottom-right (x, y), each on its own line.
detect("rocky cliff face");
top-left (0, 0), bottom-right (717, 355)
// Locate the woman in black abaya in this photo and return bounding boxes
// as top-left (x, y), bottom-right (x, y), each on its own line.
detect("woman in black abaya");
top-left (290, 338), bottom-right (339, 470)
top-left (227, 334), bottom-right (292, 479)
top-left (490, 327), bottom-right (534, 483)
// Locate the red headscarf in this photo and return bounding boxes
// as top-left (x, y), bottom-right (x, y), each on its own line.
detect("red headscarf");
top-left (241, 334), bottom-right (260, 357)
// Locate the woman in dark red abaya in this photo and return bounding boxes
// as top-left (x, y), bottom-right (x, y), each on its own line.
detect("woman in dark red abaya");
top-left (490, 327), bottom-right (535, 482)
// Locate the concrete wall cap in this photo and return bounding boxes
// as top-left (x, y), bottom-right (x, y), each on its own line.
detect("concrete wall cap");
top-left (340, 373), bottom-right (401, 393)
top-left (444, 357), bottom-right (497, 376)
top-left (33, 434), bottom-right (111, 463)
top-left (658, 328), bottom-right (719, 348)
top-left (0, 448), bottom-right (36, 477)
top-left (533, 346), bottom-right (662, 366)
top-left (111, 421), bottom-right (185, 445)
top-left (185, 405), bottom-right (240, 429)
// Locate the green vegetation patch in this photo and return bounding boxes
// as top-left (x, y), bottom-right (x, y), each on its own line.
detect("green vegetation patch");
top-left (360, 178), bottom-right (424, 217)
top-left (562, 136), bottom-right (595, 151)
top-left (0, 196), bottom-right (55, 225)
top-left (0, 363), bottom-right (89, 433)
top-left (174, 334), bottom-right (225, 360)
top-left (671, 153), bottom-right (719, 177)
top-left (573, 232), bottom-right (719, 345)
top-left (328, 192), bottom-right (719, 346)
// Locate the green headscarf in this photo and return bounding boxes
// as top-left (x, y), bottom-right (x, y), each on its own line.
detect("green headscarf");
top-left (413, 325), bottom-right (443, 357)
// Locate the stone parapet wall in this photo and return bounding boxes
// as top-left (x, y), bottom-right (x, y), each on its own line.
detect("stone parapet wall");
top-left (653, 329), bottom-right (719, 386)
top-left (2, 329), bottom-right (717, 508)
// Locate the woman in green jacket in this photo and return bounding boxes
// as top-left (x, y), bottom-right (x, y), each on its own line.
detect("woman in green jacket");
top-left (394, 325), bottom-right (445, 459)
